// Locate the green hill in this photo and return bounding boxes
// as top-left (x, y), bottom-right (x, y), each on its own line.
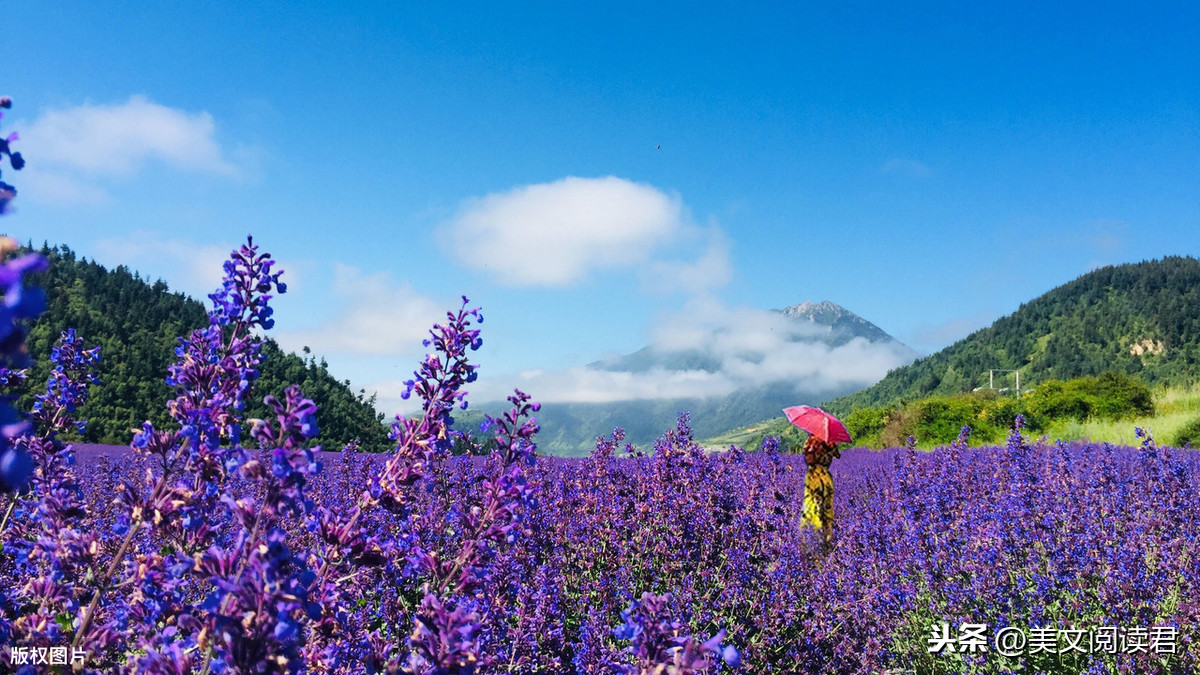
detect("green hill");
top-left (20, 244), bottom-right (390, 451)
top-left (825, 256), bottom-right (1200, 414)
top-left (707, 256), bottom-right (1200, 449)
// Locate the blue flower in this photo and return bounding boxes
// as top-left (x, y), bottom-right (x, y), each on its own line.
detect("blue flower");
top-left (723, 644), bottom-right (742, 667)
top-left (0, 443), bottom-right (32, 492)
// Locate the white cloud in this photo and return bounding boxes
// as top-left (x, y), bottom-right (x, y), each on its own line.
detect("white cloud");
top-left (458, 336), bottom-right (911, 406)
top-left (483, 367), bottom-right (738, 403)
top-left (93, 233), bottom-right (235, 298)
top-left (640, 227), bottom-right (733, 294)
top-left (274, 264), bottom-right (444, 357)
top-left (376, 177), bottom-right (913, 413)
top-left (648, 296), bottom-right (819, 353)
top-left (365, 366), bottom-right (736, 417)
top-left (382, 298), bottom-right (915, 411)
top-left (440, 176), bottom-right (686, 286)
top-left (15, 96), bottom-right (240, 205)
top-left (23, 96), bottom-right (236, 176)
top-left (646, 298), bottom-right (913, 394)
top-left (15, 170), bottom-right (111, 206)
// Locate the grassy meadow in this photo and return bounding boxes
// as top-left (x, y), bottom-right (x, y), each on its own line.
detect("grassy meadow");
top-left (704, 382), bottom-right (1200, 452)
top-left (1040, 384), bottom-right (1200, 447)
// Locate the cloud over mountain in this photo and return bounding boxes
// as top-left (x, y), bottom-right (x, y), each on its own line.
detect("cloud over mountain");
top-left (480, 298), bottom-right (915, 405)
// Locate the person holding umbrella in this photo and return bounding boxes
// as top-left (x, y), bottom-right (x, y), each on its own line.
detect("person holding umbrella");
top-left (783, 405), bottom-right (852, 549)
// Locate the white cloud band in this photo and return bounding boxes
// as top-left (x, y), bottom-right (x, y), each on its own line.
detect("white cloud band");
top-left (440, 176), bottom-right (686, 286)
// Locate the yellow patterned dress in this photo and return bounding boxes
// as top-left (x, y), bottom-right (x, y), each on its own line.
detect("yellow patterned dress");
top-left (802, 436), bottom-right (840, 545)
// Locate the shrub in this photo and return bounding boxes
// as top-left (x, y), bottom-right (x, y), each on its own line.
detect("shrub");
top-left (874, 393), bottom-right (1017, 447)
top-left (914, 396), bottom-right (983, 445)
top-left (980, 396), bottom-right (1024, 438)
top-left (879, 403), bottom-right (919, 448)
top-left (1088, 371), bottom-right (1155, 418)
top-left (1025, 372), bottom-right (1154, 423)
top-left (1173, 417), bottom-right (1200, 448)
top-left (843, 405), bottom-right (891, 446)
top-left (1025, 379), bottom-right (1092, 421)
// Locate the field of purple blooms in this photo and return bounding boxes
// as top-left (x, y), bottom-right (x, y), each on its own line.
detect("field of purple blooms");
top-left (2, 230), bottom-right (1199, 674)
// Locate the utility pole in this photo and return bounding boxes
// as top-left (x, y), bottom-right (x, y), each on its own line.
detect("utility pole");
top-left (987, 369), bottom-right (1021, 396)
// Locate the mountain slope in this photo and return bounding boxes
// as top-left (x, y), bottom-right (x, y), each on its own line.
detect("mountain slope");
top-left (21, 244), bottom-right (390, 450)
top-left (703, 257), bottom-right (1200, 451)
top-left (521, 301), bottom-right (914, 455)
top-left (822, 256), bottom-right (1200, 416)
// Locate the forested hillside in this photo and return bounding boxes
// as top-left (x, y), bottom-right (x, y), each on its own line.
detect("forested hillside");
top-left (20, 244), bottom-right (390, 450)
top-left (825, 256), bottom-right (1200, 414)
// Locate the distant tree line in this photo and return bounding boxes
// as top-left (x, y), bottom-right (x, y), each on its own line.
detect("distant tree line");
top-left (18, 243), bottom-right (390, 451)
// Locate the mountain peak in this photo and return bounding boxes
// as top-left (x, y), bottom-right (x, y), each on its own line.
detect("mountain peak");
top-left (781, 300), bottom-right (847, 320)
top-left (776, 300), bottom-right (898, 344)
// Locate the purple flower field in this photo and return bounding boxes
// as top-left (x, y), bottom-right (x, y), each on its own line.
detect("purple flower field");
top-left (2, 236), bottom-right (1199, 674)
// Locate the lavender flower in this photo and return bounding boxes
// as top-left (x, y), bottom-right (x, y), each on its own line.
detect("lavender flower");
top-left (0, 236), bottom-right (46, 494)
top-left (0, 95), bottom-right (24, 215)
top-left (611, 592), bottom-right (738, 674)
top-left (3, 225), bottom-right (1198, 674)
top-left (1, 331), bottom-right (103, 667)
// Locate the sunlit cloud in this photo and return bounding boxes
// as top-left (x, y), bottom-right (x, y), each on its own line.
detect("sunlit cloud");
top-left (16, 96), bottom-right (240, 205)
top-left (274, 264), bottom-right (444, 358)
top-left (639, 226), bottom-right (733, 295)
top-left (440, 176), bottom-right (687, 286)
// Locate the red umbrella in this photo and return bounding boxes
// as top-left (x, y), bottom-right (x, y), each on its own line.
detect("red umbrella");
top-left (782, 405), bottom-right (852, 444)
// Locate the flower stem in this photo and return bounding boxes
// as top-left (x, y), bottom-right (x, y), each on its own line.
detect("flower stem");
top-left (72, 472), bottom-right (169, 653)
top-left (0, 494), bottom-right (17, 536)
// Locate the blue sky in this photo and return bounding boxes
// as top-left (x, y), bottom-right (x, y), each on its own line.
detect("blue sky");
top-left (5, 2), bottom-right (1198, 414)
